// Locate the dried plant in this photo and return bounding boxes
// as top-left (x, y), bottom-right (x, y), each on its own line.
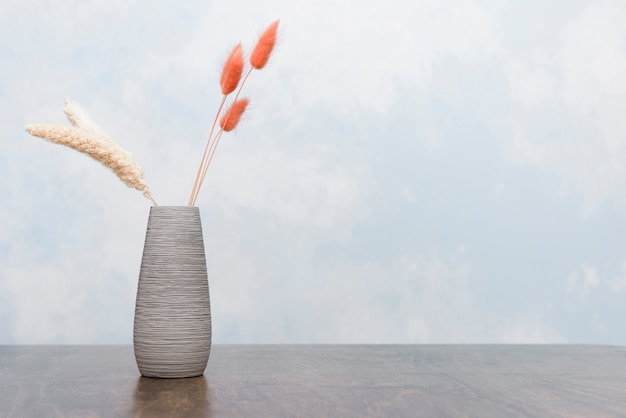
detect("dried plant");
top-left (220, 43), bottom-right (245, 95)
top-left (26, 19), bottom-right (279, 208)
top-left (250, 20), bottom-right (279, 70)
top-left (188, 20), bottom-right (280, 206)
top-left (26, 100), bottom-right (158, 205)
top-left (220, 98), bottom-right (250, 132)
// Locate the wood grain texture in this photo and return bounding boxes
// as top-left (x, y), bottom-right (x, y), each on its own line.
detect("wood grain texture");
top-left (134, 206), bottom-right (211, 378)
top-left (1, 345), bottom-right (625, 417)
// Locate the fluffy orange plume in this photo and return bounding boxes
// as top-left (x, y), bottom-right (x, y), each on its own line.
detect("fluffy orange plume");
top-left (189, 19), bottom-right (281, 205)
top-left (250, 20), bottom-right (279, 70)
top-left (219, 98), bottom-right (249, 132)
top-left (220, 43), bottom-right (244, 95)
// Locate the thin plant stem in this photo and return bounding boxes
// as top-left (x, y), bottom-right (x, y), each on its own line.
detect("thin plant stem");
top-left (188, 95), bottom-right (228, 206)
top-left (145, 191), bottom-right (158, 206)
top-left (192, 128), bottom-right (225, 206)
top-left (232, 68), bottom-right (253, 112)
top-left (191, 68), bottom-right (255, 206)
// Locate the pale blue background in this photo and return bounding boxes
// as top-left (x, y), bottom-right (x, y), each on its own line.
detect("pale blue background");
top-left (1, 0), bottom-right (625, 344)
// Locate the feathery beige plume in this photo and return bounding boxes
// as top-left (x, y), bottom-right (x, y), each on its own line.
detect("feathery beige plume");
top-left (26, 100), bottom-right (158, 205)
top-left (63, 99), bottom-right (129, 151)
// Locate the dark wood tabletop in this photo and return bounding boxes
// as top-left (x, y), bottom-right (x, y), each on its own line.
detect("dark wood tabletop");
top-left (1, 345), bottom-right (625, 417)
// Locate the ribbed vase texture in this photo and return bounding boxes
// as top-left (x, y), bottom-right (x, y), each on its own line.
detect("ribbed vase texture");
top-left (133, 206), bottom-right (212, 378)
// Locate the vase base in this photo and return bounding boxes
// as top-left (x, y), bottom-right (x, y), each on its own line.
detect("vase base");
top-left (138, 371), bottom-right (205, 379)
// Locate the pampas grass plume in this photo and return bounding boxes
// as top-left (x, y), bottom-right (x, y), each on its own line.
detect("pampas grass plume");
top-left (250, 20), bottom-right (279, 70)
top-left (26, 100), bottom-right (157, 205)
top-left (220, 43), bottom-right (244, 95)
top-left (219, 98), bottom-right (249, 132)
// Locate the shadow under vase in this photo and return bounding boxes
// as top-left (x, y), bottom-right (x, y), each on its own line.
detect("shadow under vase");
top-left (132, 375), bottom-right (214, 417)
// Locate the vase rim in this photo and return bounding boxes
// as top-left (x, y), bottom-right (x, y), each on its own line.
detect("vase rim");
top-left (149, 205), bottom-right (200, 213)
top-left (150, 205), bottom-right (199, 208)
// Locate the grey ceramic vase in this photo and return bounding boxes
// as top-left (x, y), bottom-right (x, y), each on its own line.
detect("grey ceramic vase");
top-left (133, 206), bottom-right (212, 378)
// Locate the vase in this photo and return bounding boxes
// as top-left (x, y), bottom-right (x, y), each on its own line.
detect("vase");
top-left (133, 206), bottom-right (212, 378)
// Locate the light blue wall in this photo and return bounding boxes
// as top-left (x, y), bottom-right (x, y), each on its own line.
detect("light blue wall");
top-left (1, 0), bottom-right (625, 344)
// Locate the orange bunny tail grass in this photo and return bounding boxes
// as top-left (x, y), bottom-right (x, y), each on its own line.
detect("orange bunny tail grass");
top-left (219, 98), bottom-right (250, 132)
top-left (250, 20), bottom-right (279, 70)
top-left (189, 20), bottom-right (281, 205)
top-left (220, 43), bottom-right (244, 95)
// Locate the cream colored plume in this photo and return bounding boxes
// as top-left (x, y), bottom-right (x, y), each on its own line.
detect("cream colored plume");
top-left (26, 99), bottom-right (157, 205)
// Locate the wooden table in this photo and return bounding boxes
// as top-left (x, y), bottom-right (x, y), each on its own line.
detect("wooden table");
top-left (1, 345), bottom-right (625, 417)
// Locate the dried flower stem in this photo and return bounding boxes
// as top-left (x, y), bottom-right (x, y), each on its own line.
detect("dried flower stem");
top-left (188, 42), bottom-right (246, 206)
top-left (190, 130), bottom-right (224, 206)
top-left (26, 100), bottom-right (158, 206)
top-left (188, 95), bottom-right (227, 206)
top-left (189, 98), bottom-right (250, 206)
top-left (188, 20), bottom-right (280, 206)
